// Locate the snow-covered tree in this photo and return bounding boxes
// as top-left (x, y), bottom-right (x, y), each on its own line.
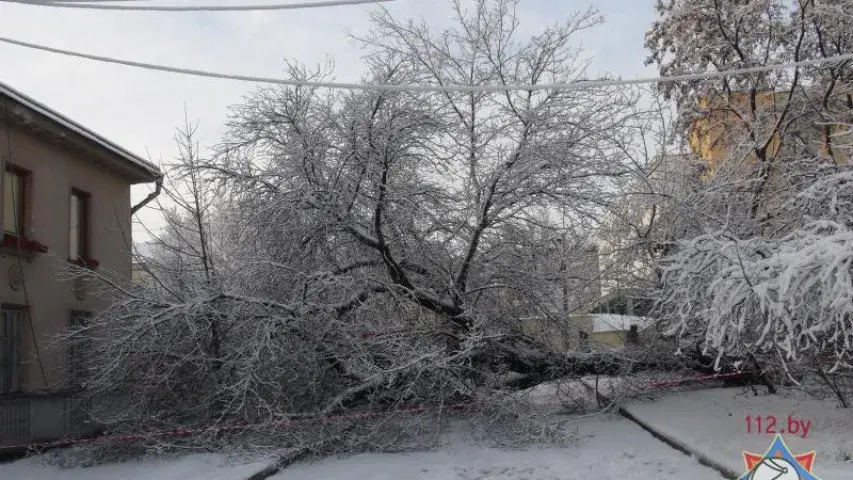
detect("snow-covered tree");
top-left (658, 157), bottom-right (853, 404)
top-left (647, 0), bottom-right (853, 402)
top-left (131, 113), bottom-right (226, 299)
top-left (64, 0), bottom-right (652, 455)
top-left (210, 0), bottom-right (641, 357)
top-left (646, 0), bottom-right (853, 222)
top-left (594, 95), bottom-right (702, 296)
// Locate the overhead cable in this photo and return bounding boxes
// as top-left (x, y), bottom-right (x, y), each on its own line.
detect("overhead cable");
top-left (15, 0), bottom-right (150, 3)
top-left (16, 0), bottom-right (156, 3)
top-left (0, 0), bottom-right (399, 11)
top-left (0, 34), bottom-right (851, 92)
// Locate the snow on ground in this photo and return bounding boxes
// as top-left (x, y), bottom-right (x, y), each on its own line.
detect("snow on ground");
top-left (623, 387), bottom-right (853, 480)
top-left (511, 377), bottom-right (599, 414)
top-left (11, 378), bottom-right (848, 480)
top-left (511, 370), bottom-right (700, 415)
top-left (0, 452), bottom-right (275, 480)
top-left (578, 370), bottom-right (709, 400)
top-left (273, 414), bottom-right (724, 480)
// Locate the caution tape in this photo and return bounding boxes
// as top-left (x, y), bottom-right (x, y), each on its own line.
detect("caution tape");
top-left (0, 402), bottom-right (476, 452)
top-left (648, 371), bottom-right (758, 389)
top-left (1, 371), bottom-right (760, 452)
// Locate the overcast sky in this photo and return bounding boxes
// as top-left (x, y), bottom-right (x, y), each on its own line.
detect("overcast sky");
top-left (0, 0), bottom-right (657, 243)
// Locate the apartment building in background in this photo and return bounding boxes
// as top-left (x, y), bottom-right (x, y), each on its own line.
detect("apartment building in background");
top-left (0, 81), bottom-right (160, 450)
top-left (689, 89), bottom-right (851, 170)
top-left (517, 241), bottom-right (605, 353)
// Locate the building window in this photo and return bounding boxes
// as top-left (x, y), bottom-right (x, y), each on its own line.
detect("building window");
top-left (68, 311), bottom-right (91, 388)
top-left (3, 165), bottom-right (27, 237)
top-left (69, 189), bottom-right (90, 261)
top-left (0, 306), bottom-right (24, 393)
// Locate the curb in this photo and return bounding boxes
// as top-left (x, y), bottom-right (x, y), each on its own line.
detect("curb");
top-left (245, 447), bottom-right (312, 480)
top-left (578, 378), bottom-right (740, 480)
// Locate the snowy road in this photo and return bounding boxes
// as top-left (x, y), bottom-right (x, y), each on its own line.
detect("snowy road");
top-left (272, 414), bottom-right (724, 480)
top-left (0, 452), bottom-right (276, 480)
top-left (0, 413), bottom-right (724, 479)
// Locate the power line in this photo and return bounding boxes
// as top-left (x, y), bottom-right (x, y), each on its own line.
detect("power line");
top-left (3, 0), bottom-right (234, 4)
top-left (0, 0), bottom-right (399, 11)
top-left (0, 34), bottom-right (851, 92)
top-left (14, 0), bottom-right (151, 3)
top-left (18, 0), bottom-right (158, 3)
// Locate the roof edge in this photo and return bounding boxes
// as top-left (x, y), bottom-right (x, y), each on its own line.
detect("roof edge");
top-left (0, 81), bottom-right (161, 181)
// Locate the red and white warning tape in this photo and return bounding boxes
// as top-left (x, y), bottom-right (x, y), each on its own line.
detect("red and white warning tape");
top-left (1, 371), bottom-right (758, 452)
top-left (648, 371), bottom-right (757, 389)
top-left (0, 402), bottom-right (476, 452)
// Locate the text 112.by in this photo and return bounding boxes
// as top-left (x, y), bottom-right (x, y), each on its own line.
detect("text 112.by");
top-left (745, 415), bottom-right (812, 439)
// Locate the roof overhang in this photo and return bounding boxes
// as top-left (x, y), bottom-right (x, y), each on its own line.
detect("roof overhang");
top-left (0, 81), bottom-right (161, 185)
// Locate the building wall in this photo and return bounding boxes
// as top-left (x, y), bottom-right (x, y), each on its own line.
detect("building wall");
top-left (564, 246), bottom-right (603, 314)
top-left (689, 92), bottom-right (783, 171)
top-left (536, 243), bottom-right (603, 316)
top-left (519, 314), bottom-right (644, 352)
top-left (689, 91), bottom-right (850, 170)
top-left (519, 315), bottom-right (578, 353)
top-left (0, 124), bottom-right (132, 392)
top-left (591, 331), bottom-right (625, 349)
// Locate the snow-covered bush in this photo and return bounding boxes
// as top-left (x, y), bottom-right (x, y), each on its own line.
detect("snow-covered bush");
top-left (657, 162), bottom-right (853, 405)
top-left (660, 221), bottom-right (853, 368)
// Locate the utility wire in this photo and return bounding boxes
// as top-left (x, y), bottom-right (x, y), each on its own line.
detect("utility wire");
top-left (14, 0), bottom-right (157, 3)
top-left (1, 104), bottom-right (48, 389)
top-left (0, 34), bottom-right (851, 92)
top-left (0, 0), bottom-right (399, 11)
top-left (11, 0), bottom-right (150, 3)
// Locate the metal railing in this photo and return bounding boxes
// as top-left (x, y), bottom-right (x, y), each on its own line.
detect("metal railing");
top-left (0, 390), bottom-right (92, 449)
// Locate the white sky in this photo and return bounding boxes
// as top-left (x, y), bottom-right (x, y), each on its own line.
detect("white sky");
top-left (0, 0), bottom-right (657, 243)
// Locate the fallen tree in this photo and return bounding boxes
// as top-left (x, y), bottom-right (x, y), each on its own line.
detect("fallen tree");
top-left (57, 1), bottom-right (687, 463)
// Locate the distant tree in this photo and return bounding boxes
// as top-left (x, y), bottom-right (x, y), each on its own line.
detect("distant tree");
top-left (646, 0), bottom-right (853, 221)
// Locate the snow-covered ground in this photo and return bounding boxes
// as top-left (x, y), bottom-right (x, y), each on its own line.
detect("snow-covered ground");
top-left (273, 414), bottom-right (724, 480)
top-left (510, 370), bottom-right (700, 415)
top-left (8, 381), bottom-right (850, 480)
top-left (0, 452), bottom-right (275, 480)
top-left (1, 414), bottom-right (725, 480)
top-left (622, 387), bottom-right (853, 480)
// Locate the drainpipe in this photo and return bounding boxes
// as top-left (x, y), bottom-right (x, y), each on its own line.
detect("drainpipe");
top-left (131, 175), bottom-right (163, 216)
top-left (1, 107), bottom-right (8, 232)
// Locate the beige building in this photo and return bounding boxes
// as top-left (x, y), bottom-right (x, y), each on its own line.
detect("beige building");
top-left (521, 313), bottom-right (654, 353)
top-left (690, 90), bottom-right (851, 170)
top-left (573, 314), bottom-right (655, 350)
top-left (0, 81), bottom-right (160, 449)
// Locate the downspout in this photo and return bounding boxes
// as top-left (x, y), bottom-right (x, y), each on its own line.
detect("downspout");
top-left (131, 175), bottom-right (163, 216)
top-left (0, 124), bottom-right (5, 234)
top-left (0, 103), bottom-right (8, 232)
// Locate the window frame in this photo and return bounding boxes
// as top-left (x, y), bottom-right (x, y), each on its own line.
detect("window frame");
top-left (3, 164), bottom-right (28, 238)
top-left (69, 188), bottom-right (91, 261)
top-left (0, 305), bottom-right (26, 394)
